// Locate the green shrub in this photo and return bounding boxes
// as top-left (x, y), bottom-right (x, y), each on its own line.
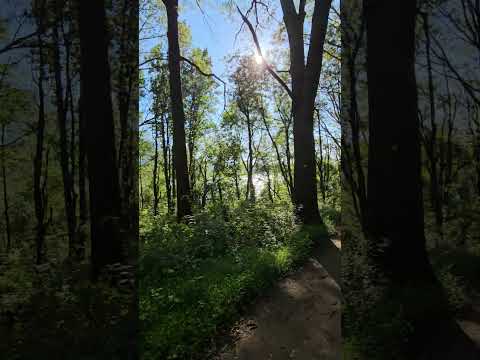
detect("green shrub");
top-left (140, 201), bottom-right (323, 359)
top-left (342, 234), bottom-right (412, 360)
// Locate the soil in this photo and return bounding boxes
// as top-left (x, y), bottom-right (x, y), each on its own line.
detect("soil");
top-left (458, 298), bottom-right (480, 349)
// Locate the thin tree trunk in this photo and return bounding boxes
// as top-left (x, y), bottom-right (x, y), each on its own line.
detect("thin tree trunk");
top-left (139, 153), bottom-right (144, 210)
top-left (284, 115), bottom-right (294, 201)
top-left (421, 10), bottom-right (442, 247)
top-left (52, 5), bottom-right (77, 259)
top-left (172, 150), bottom-right (176, 210)
top-left (78, 95), bottom-right (88, 260)
top-left (201, 160), bottom-right (208, 208)
top-left (246, 113), bottom-right (255, 202)
top-left (265, 161), bottom-right (274, 203)
top-left (1, 124), bottom-right (11, 252)
top-left (262, 109), bottom-right (293, 198)
top-left (317, 116), bottom-right (326, 202)
top-left (233, 159), bottom-right (241, 201)
top-left (160, 114), bottom-right (172, 213)
top-left (152, 121), bottom-right (160, 216)
top-left (34, 7), bottom-right (47, 265)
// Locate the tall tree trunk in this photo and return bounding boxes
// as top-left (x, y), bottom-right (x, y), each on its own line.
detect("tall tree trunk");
top-left (1, 124), bottom-right (11, 251)
top-left (163, 0), bottom-right (192, 220)
top-left (34, 8), bottom-right (47, 265)
top-left (77, 96), bottom-right (88, 260)
top-left (340, 5), bottom-right (368, 233)
top-left (161, 114), bottom-right (173, 213)
top-left (187, 106), bottom-right (197, 194)
top-left (265, 161), bottom-right (274, 203)
top-left (233, 159), bottom-right (241, 201)
top-left (217, 180), bottom-right (224, 204)
top-left (52, 5), bottom-right (77, 259)
top-left (263, 109), bottom-right (293, 199)
top-left (116, 0), bottom-right (138, 250)
top-left (172, 150), bottom-right (176, 210)
top-left (201, 160), bottom-right (208, 208)
top-left (246, 113), bottom-right (255, 202)
top-left (467, 101), bottom-right (480, 196)
top-left (317, 116), bottom-right (326, 202)
top-left (364, 0), bottom-right (478, 357)
top-left (280, 0), bottom-right (332, 224)
top-left (64, 19), bottom-right (79, 244)
top-left (348, 53), bottom-right (368, 230)
top-left (78, 0), bottom-right (123, 280)
top-left (152, 122), bottom-right (160, 216)
top-left (284, 114), bottom-right (294, 201)
top-left (421, 10), bottom-right (443, 247)
top-left (139, 153), bottom-right (144, 210)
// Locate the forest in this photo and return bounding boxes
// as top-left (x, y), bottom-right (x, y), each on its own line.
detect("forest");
top-left (342, 0), bottom-right (480, 359)
top-left (0, 0), bottom-right (479, 359)
top-left (0, 0), bottom-right (138, 358)
top-left (138, 0), bottom-right (341, 359)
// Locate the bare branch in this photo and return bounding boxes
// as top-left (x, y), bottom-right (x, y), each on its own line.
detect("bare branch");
top-left (0, 31), bottom-right (38, 55)
top-left (236, 4), bottom-right (293, 99)
top-left (139, 55), bottom-right (167, 67)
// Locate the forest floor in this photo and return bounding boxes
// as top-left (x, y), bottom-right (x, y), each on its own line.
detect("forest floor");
top-left (213, 238), bottom-right (341, 360)
top-left (457, 295), bottom-right (480, 347)
top-left (430, 247), bottom-right (480, 350)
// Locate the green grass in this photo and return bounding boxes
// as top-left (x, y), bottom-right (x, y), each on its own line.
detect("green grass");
top-left (139, 204), bottom-right (328, 359)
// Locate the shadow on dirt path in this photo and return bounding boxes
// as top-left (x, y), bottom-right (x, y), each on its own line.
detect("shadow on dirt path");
top-left (214, 238), bottom-right (341, 360)
top-left (458, 298), bottom-right (480, 349)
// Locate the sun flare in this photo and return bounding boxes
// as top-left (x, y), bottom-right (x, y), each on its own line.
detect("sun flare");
top-left (254, 53), bottom-right (263, 65)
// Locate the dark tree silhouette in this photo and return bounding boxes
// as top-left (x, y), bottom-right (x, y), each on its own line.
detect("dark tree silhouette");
top-left (364, 0), bottom-right (479, 357)
top-left (33, 0), bottom-right (48, 265)
top-left (78, 0), bottom-right (123, 280)
top-left (163, 0), bottom-right (192, 220)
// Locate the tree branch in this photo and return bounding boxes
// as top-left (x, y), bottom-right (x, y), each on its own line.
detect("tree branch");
top-left (236, 4), bottom-right (293, 99)
top-left (180, 56), bottom-right (227, 109)
top-left (0, 31), bottom-right (38, 55)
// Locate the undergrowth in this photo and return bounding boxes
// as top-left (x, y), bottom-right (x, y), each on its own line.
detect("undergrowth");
top-left (343, 234), bottom-right (479, 360)
top-left (139, 201), bottom-right (328, 359)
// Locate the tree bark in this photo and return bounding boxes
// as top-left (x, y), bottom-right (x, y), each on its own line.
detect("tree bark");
top-left (78, 0), bottom-right (123, 280)
top-left (163, 0), bottom-right (192, 220)
top-left (78, 96), bottom-right (88, 260)
top-left (160, 114), bottom-right (173, 213)
top-left (263, 108), bottom-right (293, 199)
top-left (244, 110), bottom-right (255, 202)
top-left (421, 10), bottom-right (443, 247)
top-left (152, 121), bottom-right (160, 216)
top-left (33, 5), bottom-right (47, 265)
top-left (279, 0), bottom-right (332, 224)
top-left (51, 4), bottom-right (77, 259)
top-left (1, 124), bottom-right (11, 251)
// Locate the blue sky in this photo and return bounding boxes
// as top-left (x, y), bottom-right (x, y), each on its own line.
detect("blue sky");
top-left (179, 1), bottom-right (286, 78)
top-left (140, 0), bottom-right (279, 123)
top-left (139, 0), bottom-right (341, 142)
top-left (178, 0), bottom-right (340, 79)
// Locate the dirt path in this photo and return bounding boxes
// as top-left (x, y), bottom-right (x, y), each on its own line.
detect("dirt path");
top-left (458, 298), bottom-right (480, 348)
top-left (214, 239), bottom-right (341, 360)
